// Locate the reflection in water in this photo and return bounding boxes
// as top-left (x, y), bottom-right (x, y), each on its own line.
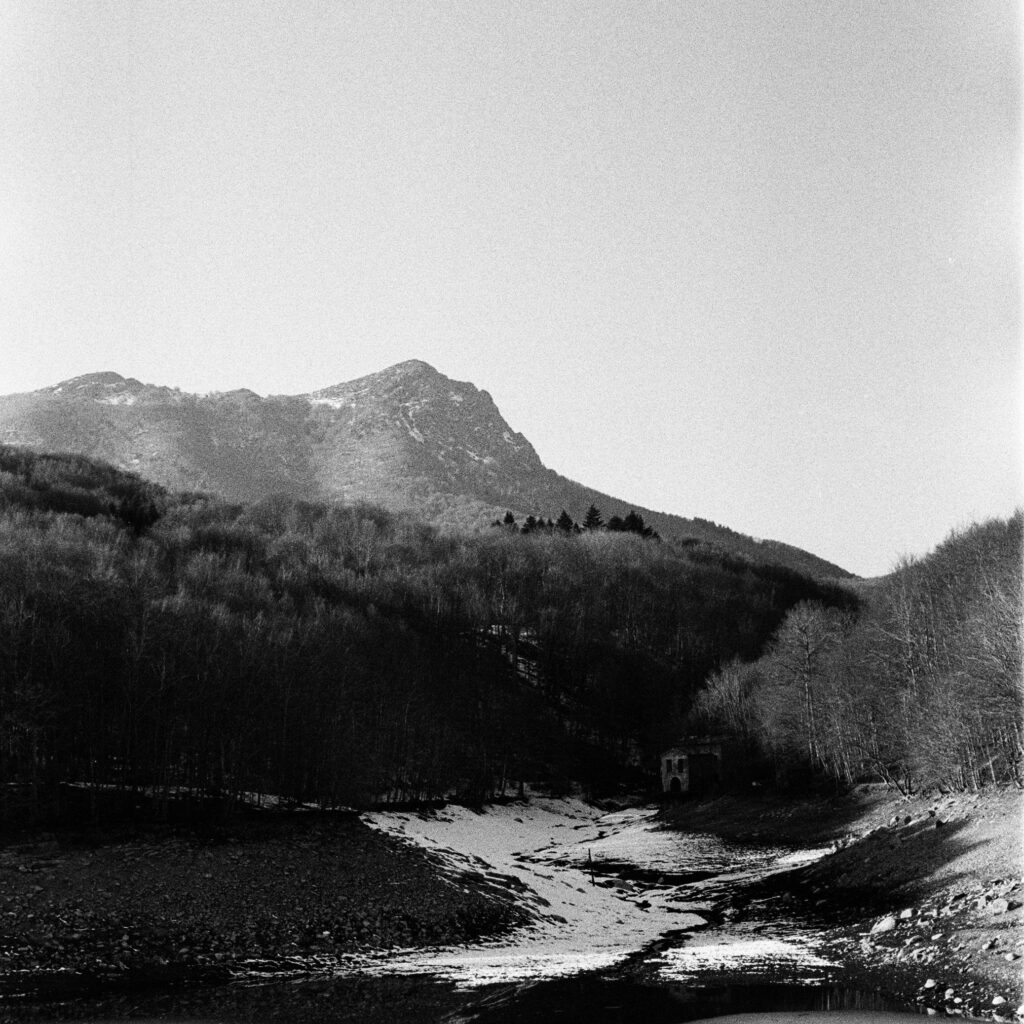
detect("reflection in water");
top-left (1, 975), bottom-right (920, 1024)
top-left (448, 978), bottom-right (921, 1023)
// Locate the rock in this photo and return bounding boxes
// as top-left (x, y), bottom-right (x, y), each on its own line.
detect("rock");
top-left (1004, 952), bottom-right (1020, 962)
top-left (991, 897), bottom-right (1020, 913)
top-left (899, 908), bottom-right (915, 919)
top-left (992, 996), bottom-right (1006, 1006)
top-left (871, 915), bottom-right (898, 934)
top-left (944, 989), bottom-right (956, 1000)
top-left (924, 979), bottom-right (937, 989)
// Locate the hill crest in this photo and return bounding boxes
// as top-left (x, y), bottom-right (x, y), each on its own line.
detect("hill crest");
top-left (0, 363), bottom-right (853, 578)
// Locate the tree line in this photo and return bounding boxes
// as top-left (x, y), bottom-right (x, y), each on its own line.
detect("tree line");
top-left (0, 447), bottom-right (853, 823)
top-left (692, 512), bottom-right (1023, 793)
top-left (494, 505), bottom-right (658, 538)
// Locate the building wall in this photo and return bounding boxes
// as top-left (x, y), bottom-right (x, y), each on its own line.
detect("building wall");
top-left (660, 741), bottom-right (723, 795)
top-left (661, 748), bottom-right (690, 793)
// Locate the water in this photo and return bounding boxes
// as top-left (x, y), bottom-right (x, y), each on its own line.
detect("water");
top-left (0, 974), bottom-right (922, 1024)
top-left (0, 804), bottom-right (929, 1023)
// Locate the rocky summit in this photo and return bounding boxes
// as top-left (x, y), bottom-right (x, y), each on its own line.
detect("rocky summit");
top-left (0, 361), bottom-right (851, 577)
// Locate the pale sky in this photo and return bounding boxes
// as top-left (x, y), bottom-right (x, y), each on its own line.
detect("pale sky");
top-left (1, 1), bottom-right (1019, 576)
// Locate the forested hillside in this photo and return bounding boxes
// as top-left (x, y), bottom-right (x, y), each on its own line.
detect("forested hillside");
top-left (0, 447), bottom-right (854, 824)
top-left (0, 365), bottom-right (854, 580)
top-left (693, 512), bottom-right (1023, 793)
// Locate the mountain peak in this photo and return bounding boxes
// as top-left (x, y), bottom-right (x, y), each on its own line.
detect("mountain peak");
top-left (49, 371), bottom-right (127, 390)
top-left (387, 359), bottom-right (439, 377)
top-left (43, 372), bottom-right (147, 402)
top-left (0, 364), bottom-right (854, 578)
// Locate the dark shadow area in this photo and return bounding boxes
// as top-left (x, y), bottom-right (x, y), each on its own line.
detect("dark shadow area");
top-left (745, 815), bottom-right (979, 921)
top-left (0, 975), bottom-right (466, 1023)
top-left (0, 975), bottom-right (925, 1024)
top-left (657, 789), bottom-right (882, 848)
top-left (458, 977), bottom-right (924, 1024)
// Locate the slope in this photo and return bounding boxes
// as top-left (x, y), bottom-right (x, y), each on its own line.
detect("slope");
top-left (0, 361), bottom-right (852, 578)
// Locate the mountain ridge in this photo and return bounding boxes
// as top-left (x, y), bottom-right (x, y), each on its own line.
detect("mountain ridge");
top-left (0, 362), bottom-right (854, 579)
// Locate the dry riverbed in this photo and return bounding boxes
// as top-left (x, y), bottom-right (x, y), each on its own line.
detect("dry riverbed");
top-left (1, 786), bottom-right (1020, 1021)
top-left (660, 786), bottom-right (1024, 1020)
top-left (0, 813), bottom-right (523, 1002)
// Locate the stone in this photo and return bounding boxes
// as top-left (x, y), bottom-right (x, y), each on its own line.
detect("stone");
top-left (924, 979), bottom-right (937, 989)
top-left (944, 989), bottom-right (956, 1000)
top-left (900, 908), bottom-right (915, 919)
top-left (992, 996), bottom-right (1006, 1006)
top-left (871, 915), bottom-right (898, 934)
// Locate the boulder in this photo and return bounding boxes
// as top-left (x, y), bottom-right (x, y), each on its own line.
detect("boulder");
top-left (870, 915), bottom-right (898, 934)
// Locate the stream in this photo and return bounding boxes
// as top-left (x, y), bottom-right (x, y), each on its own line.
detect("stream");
top-left (2, 800), bottom-right (926, 1023)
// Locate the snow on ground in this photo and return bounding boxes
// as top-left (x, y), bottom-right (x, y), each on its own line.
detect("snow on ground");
top-left (342, 798), bottom-right (833, 988)
top-left (654, 932), bottom-right (835, 983)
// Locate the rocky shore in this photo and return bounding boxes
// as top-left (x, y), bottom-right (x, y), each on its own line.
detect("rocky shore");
top-left (0, 813), bottom-right (524, 1002)
top-left (662, 786), bottom-right (1024, 1019)
top-left (3, 787), bottom-right (1020, 1019)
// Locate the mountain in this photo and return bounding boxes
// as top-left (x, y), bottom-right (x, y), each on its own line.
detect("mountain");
top-left (0, 361), bottom-right (853, 578)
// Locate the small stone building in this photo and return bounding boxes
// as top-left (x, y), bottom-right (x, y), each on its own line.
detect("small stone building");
top-left (661, 736), bottom-right (725, 797)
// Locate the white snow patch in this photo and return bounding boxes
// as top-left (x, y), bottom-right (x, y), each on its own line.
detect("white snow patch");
top-left (341, 799), bottom-right (835, 989)
top-left (96, 393), bottom-right (137, 406)
top-left (355, 799), bottom-right (710, 987)
top-left (309, 397), bottom-right (347, 409)
top-left (774, 847), bottom-right (834, 867)
top-left (654, 934), bottom-right (836, 982)
top-left (449, 392), bottom-right (464, 403)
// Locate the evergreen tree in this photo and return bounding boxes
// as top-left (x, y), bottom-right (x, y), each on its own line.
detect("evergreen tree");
top-left (555, 509), bottom-right (575, 534)
top-left (583, 504), bottom-right (604, 530)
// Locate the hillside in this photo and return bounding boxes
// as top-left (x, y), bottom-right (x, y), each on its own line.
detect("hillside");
top-left (0, 445), bottom-right (857, 825)
top-left (0, 362), bottom-right (852, 579)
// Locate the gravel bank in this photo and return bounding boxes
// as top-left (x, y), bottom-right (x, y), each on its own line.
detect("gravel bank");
top-left (662, 786), bottom-right (1024, 1019)
top-left (0, 813), bottom-right (525, 1002)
